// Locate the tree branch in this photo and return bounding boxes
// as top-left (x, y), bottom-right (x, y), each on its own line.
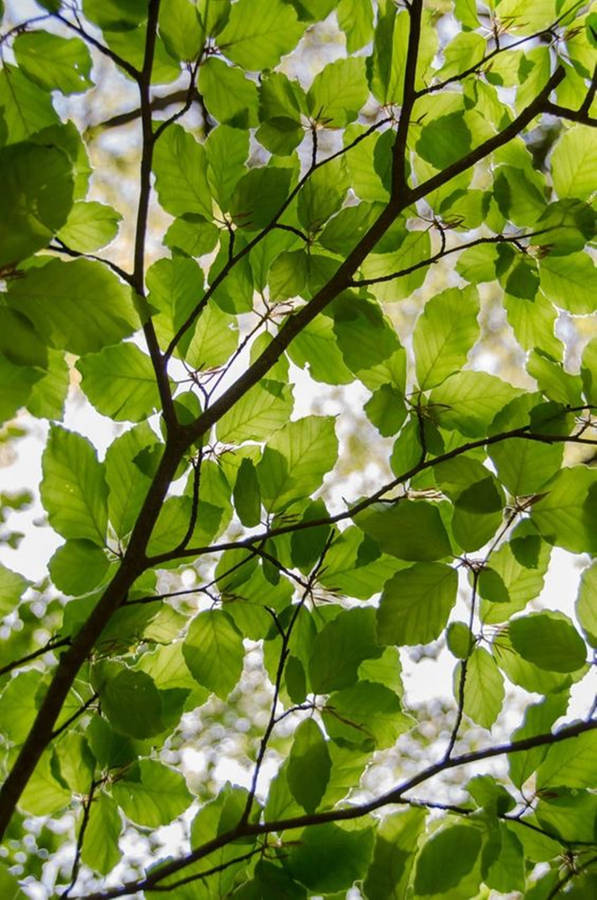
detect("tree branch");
top-left (0, 636), bottom-right (70, 678)
top-left (78, 718), bottom-right (597, 898)
top-left (391, 0), bottom-right (423, 199)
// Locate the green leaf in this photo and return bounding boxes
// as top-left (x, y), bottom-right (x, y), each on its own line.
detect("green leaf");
top-left (416, 113), bottom-right (471, 169)
top-left (164, 214), bottom-right (219, 257)
top-left (429, 372), bottom-right (521, 436)
top-left (461, 647), bottom-right (505, 729)
top-left (205, 124), bottom-right (248, 210)
top-left (14, 31), bottom-right (92, 94)
top-left (0, 357), bottom-right (42, 423)
top-left (377, 563), bottom-right (458, 646)
top-left (218, 0), bottom-right (305, 69)
top-left (447, 621), bottom-right (474, 659)
top-left (337, 0), bottom-right (374, 52)
top-left (0, 64), bottom-right (58, 144)
top-left (19, 752), bottom-right (71, 816)
top-left (230, 166), bottom-right (292, 230)
top-left (577, 562), bottom-right (597, 648)
top-left (7, 259), bottom-right (137, 355)
top-left (0, 140), bottom-right (73, 266)
top-left (183, 610), bottom-right (244, 699)
top-left (112, 759), bottom-right (193, 826)
top-left (531, 466), bottom-right (597, 554)
top-left (82, 0), bottom-right (147, 30)
top-left (233, 458), bottom-right (261, 528)
top-left (355, 500), bottom-right (452, 561)
top-left (0, 563), bottom-right (29, 617)
top-left (307, 57), bottom-right (368, 127)
top-left (153, 124), bottom-right (212, 218)
top-left (322, 680), bottom-right (413, 751)
top-left (96, 665), bottom-right (164, 739)
top-left (57, 200), bottom-right (121, 252)
top-left (287, 718), bottom-right (331, 813)
top-left (77, 343), bottom-right (161, 422)
top-left (159, 0), bottom-right (204, 61)
top-left (257, 415), bottom-right (337, 511)
top-left (413, 825), bottom-right (482, 895)
top-left (216, 381), bottom-right (293, 443)
top-left (493, 630), bottom-right (572, 695)
top-left (508, 693), bottom-right (569, 790)
top-left (414, 286), bottom-right (480, 389)
top-left (298, 159), bottom-right (348, 232)
top-left (551, 124), bottom-right (596, 200)
top-left (539, 252), bottom-right (596, 313)
top-left (288, 823), bottom-right (375, 893)
top-left (146, 255), bottom-right (204, 352)
top-left (81, 792), bottom-right (122, 876)
top-left (494, 166), bottom-right (545, 226)
top-left (198, 57), bottom-right (259, 128)
top-left (364, 384), bottom-right (407, 436)
top-left (49, 539), bottom-right (109, 595)
top-left (186, 300), bottom-right (238, 370)
top-left (309, 607), bottom-right (382, 694)
top-left (105, 422), bottom-right (156, 539)
top-left (536, 730), bottom-right (597, 790)
top-left (41, 425), bottom-right (108, 545)
top-left (363, 808), bottom-right (426, 900)
top-left (509, 611), bottom-right (586, 673)
top-left (0, 671), bottom-right (40, 742)
top-left (482, 823), bottom-right (525, 893)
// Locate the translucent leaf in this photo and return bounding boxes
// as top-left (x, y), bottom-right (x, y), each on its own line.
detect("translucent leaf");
top-left (198, 57), bottom-right (259, 127)
top-left (185, 302), bottom-right (238, 370)
top-left (41, 425), bottom-right (108, 545)
top-left (19, 752), bottom-right (71, 816)
top-left (112, 759), bottom-right (193, 826)
top-left (14, 31), bottom-right (92, 94)
top-left (309, 607), bottom-right (382, 694)
top-left (414, 285), bottom-right (479, 390)
top-left (307, 57), bottom-right (368, 127)
top-left (218, 0), bottom-right (305, 69)
top-left (96, 664), bottom-right (164, 739)
top-left (287, 718), bottom-right (331, 813)
top-left (552, 124), bottom-right (597, 200)
top-left (0, 140), bottom-right (73, 267)
top-left (205, 124), bottom-right (248, 209)
top-left (49, 539), bottom-right (109, 595)
top-left (77, 343), bottom-right (161, 422)
top-left (230, 166), bottom-right (292, 230)
top-left (153, 124), bottom-right (212, 218)
top-left (105, 422), bottom-right (156, 539)
top-left (355, 500), bottom-right (452, 562)
top-left (57, 200), bottom-right (121, 252)
top-left (429, 372), bottom-right (521, 437)
top-left (414, 825), bottom-right (482, 895)
top-left (7, 259), bottom-right (137, 355)
top-left (337, 0), bottom-right (374, 52)
top-left (417, 113), bottom-right (471, 169)
top-left (461, 647), bottom-right (505, 729)
top-left (509, 611), bottom-right (586, 673)
top-left (81, 792), bottom-right (122, 875)
top-left (377, 563), bottom-right (458, 646)
top-left (363, 808), bottom-right (426, 900)
top-left (539, 252), bottom-right (596, 313)
top-left (576, 562), bottom-right (597, 648)
top-left (216, 381), bottom-right (293, 443)
top-left (508, 692), bottom-right (569, 789)
top-left (537, 730), bottom-right (597, 790)
top-left (183, 609), bottom-right (244, 699)
top-left (0, 65), bottom-right (58, 144)
top-left (531, 466), bottom-right (597, 554)
top-left (322, 680), bottom-right (413, 750)
top-left (0, 563), bottom-right (29, 617)
top-left (233, 458), bottom-right (261, 528)
top-left (288, 823), bottom-right (375, 893)
top-left (257, 415), bottom-right (337, 511)
top-left (159, 0), bottom-right (204, 62)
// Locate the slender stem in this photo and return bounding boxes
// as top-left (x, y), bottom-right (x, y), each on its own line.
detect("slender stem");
top-left (444, 569), bottom-right (479, 759)
top-left (61, 778), bottom-right (98, 898)
top-left (0, 637), bottom-right (70, 677)
top-left (51, 693), bottom-right (99, 740)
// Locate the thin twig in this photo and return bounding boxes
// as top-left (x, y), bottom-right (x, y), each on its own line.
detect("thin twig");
top-left (61, 778), bottom-right (99, 898)
top-left (51, 693), bottom-right (99, 740)
top-left (0, 637), bottom-right (70, 678)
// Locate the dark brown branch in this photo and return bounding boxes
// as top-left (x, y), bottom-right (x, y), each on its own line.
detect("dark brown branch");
top-left (131, 0), bottom-right (177, 433)
top-left (546, 853), bottom-right (597, 899)
top-left (0, 637), bottom-right (70, 678)
top-left (54, 13), bottom-right (139, 81)
top-left (444, 568), bottom-right (479, 759)
top-left (391, 0), bottom-right (423, 199)
top-left (148, 420), bottom-right (596, 566)
top-left (49, 240), bottom-right (133, 286)
top-left (77, 718), bottom-right (597, 898)
top-left (163, 116), bottom-right (393, 359)
top-left (88, 88), bottom-right (192, 134)
top-left (542, 101), bottom-right (597, 127)
top-left (61, 778), bottom-right (98, 898)
top-left (350, 228), bottom-right (555, 288)
top-left (51, 692), bottom-right (99, 740)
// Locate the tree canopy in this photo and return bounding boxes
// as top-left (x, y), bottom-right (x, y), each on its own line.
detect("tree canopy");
top-left (0, 0), bottom-right (596, 897)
